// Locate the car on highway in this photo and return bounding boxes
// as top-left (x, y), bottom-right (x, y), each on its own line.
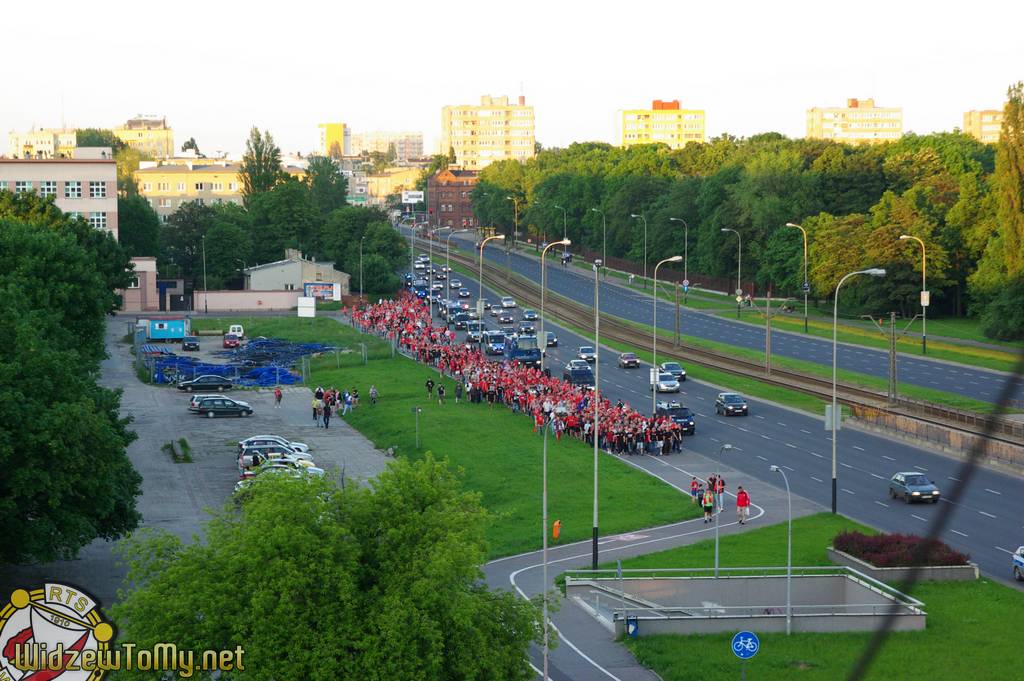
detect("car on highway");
top-left (501, 296), bottom-right (517, 308)
top-left (518, 320), bottom-right (536, 335)
top-left (450, 278), bottom-right (463, 288)
top-left (238, 435), bottom-right (310, 454)
top-left (434, 271), bottom-right (447, 280)
top-left (522, 309), bottom-right (539, 321)
top-left (182, 336), bottom-right (200, 351)
top-left (652, 372), bottom-right (681, 393)
top-left (414, 261), bottom-right (426, 271)
top-left (452, 312), bottom-right (470, 330)
top-left (431, 282), bottom-right (444, 293)
top-left (178, 374), bottom-right (233, 392)
top-left (479, 298), bottom-right (492, 310)
top-left (458, 288), bottom-right (471, 298)
top-left (577, 346), bottom-right (597, 363)
top-left (656, 401), bottom-right (696, 435)
top-left (545, 331), bottom-right (558, 347)
top-left (659, 361), bottom-right (686, 381)
top-left (189, 395), bottom-right (253, 418)
top-left (888, 472), bottom-right (941, 503)
top-left (223, 333), bottom-right (241, 349)
top-left (617, 352), bottom-right (640, 368)
top-left (466, 321), bottom-right (485, 343)
top-left (715, 392), bottom-right (749, 416)
top-left (562, 361), bottom-right (595, 389)
top-left (489, 305), bottom-right (504, 317)
top-left (497, 311), bottom-right (515, 325)
top-left (1013, 546), bottom-right (1024, 581)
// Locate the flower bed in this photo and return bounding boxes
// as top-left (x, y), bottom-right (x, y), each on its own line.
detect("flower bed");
top-left (833, 531), bottom-right (970, 567)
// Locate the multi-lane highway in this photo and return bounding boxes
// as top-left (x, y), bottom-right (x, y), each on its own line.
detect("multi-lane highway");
top-left (419, 251), bottom-right (1024, 586)
top-left (432, 229), bottom-right (1023, 405)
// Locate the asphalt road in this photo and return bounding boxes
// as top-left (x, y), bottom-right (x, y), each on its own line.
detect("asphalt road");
top-left (428, 228), bottom-right (1024, 406)
top-left (423, 255), bottom-right (1024, 589)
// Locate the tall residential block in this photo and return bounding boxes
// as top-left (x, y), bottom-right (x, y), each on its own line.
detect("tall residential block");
top-left (963, 109), bottom-right (1004, 144)
top-left (318, 122), bottom-right (349, 157)
top-left (620, 100), bottom-right (706, 149)
top-left (351, 131), bottom-right (424, 161)
top-left (806, 98), bottom-right (902, 145)
top-left (113, 115), bottom-right (174, 157)
top-left (441, 95), bottom-right (535, 171)
top-left (7, 128), bottom-right (78, 159)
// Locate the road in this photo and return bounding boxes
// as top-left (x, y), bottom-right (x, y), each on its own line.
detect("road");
top-left (427, 227), bottom-right (1024, 406)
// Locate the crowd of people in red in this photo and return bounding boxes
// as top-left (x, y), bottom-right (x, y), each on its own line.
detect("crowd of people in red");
top-left (347, 293), bottom-right (688, 454)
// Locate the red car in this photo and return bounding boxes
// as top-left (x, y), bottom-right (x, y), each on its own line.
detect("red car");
top-left (223, 333), bottom-right (240, 349)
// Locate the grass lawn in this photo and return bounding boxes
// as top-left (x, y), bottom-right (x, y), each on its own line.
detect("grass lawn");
top-left (190, 316), bottom-right (392, 361)
top-left (309, 352), bottom-right (700, 558)
top-left (616, 513), bottom-right (1024, 681)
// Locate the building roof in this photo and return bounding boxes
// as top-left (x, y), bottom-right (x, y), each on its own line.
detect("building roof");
top-left (135, 163), bottom-right (241, 174)
top-left (244, 255), bottom-right (337, 273)
top-left (0, 157), bottom-right (115, 164)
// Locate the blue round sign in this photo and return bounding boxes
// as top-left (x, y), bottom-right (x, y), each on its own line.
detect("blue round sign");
top-left (731, 630), bottom-right (760, 659)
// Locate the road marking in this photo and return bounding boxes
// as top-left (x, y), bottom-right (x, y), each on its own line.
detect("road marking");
top-left (785, 443), bottom-right (798, 449)
top-left (756, 455), bottom-right (768, 461)
top-left (811, 452), bottom-right (823, 458)
top-left (776, 422), bottom-right (787, 427)
top-left (755, 415), bottom-right (765, 420)
top-left (760, 434), bottom-right (772, 440)
top-left (913, 466), bottom-right (928, 472)
top-left (782, 465), bottom-right (795, 472)
top-left (870, 473), bottom-right (886, 480)
top-left (911, 514), bottom-right (927, 522)
top-left (811, 476), bottom-right (823, 482)
top-left (994, 546), bottom-right (1014, 555)
top-left (948, 476), bottom-right (961, 482)
top-left (737, 427), bottom-right (749, 432)
top-left (710, 437), bottom-right (720, 443)
top-left (853, 445), bottom-right (865, 451)
top-left (882, 455), bottom-right (896, 461)
top-left (840, 462), bottom-right (853, 469)
top-left (841, 488), bottom-right (855, 495)
top-left (979, 511), bottom-right (997, 519)
top-left (985, 488), bottom-right (1002, 495)
top-left (874, 501), bottom-right (889, 508)
top-left (951, 529), bottom-right (969, 537)
top-left (696, 395), bottom-right (706, 400)
top-left (800, 429), bottom-right (812, 434)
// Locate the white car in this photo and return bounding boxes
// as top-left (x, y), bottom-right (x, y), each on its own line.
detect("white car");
top-left (501, 296), bottom-right (517, 308)
top-left (652, 372), bottom-right (681, 393)
top-left (238, 435), bottom-right (310, 454)
top-left (1013, 546), bottom-right (1024, 581)
top-left (577, 346), bottom-right (597, 363)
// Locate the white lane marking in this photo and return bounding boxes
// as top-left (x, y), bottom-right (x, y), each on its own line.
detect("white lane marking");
top-left (840, 462), bottom-right (853, 469)
top-left (911, 514), bottom-right (927, 522)
top-left (760, 434), bottom-right (772, 440)
top-left (738, 427), bottom-right (749, 432)
top-left (811, 452), bottom-right (823, 459)
top-left (870, 473), bottom-right (887, 480)
top-left (913, 466), bottom-right (928, 472)
top-left (853, 446), bottom-right (865, 451)
top-left (948, 476), bottom-right (961, 482)
top-left (841, 488), bottom-right (856, 495)
top-left (874, 501), bottom-right (889, 508)
top-left (979, 511), bottom-right (997, 519)
top-left (882, 455), bottom-right (896, 461)
top-left (800, 429), bottom-right (812, 434)
top-left (710, 437), bottom-right (720, 443)
top-left (756, 455), bottom-right (768, 461)
top-left (985, 488), bottom-right (1002, 495)
top-left (951, 529), bottom-right (969, 537)
top-left (785, 443), bottom-right (798, 449)
top-left (755, 415), bottom-right (765, 420)
top-left (811, 476), bottom-right (824, 482)
top-left (994, 546), bottom-right (1015, 555)
top-left (776, 422), bottom-right (787, 427)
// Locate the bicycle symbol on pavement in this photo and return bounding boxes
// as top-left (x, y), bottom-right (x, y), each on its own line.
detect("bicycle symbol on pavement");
top-left (731, 630), bottom-right (760, 659)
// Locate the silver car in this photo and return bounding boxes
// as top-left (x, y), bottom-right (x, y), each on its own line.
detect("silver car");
top-left (652, 372), bottom-right (681, 393)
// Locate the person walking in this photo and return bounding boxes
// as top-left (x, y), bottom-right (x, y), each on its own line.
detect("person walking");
top-left (736, 486), bottom-right (751, 524)
top-left (425, 378), bottom-right (435, 398)
top-left (341, 390), bottom-right (353, 416)
top-left (312, 397), bottom-right (322, 427)
top-left (274, 386), bottom-right (283, 409)
top-left (690, 477), bottom-right (699, 504)
top-left (702, 487), bottom-right (715, 523)
top-left (369, 385), bottom-right (379, 405)
top-left (322, 400), bottom-right (332, 429)
top-left (437, 384), bottom-right (446, 405)
top-left (454, 382), bottom-right (463, 404)
top-left (716, 476), bottom-right (726, 511)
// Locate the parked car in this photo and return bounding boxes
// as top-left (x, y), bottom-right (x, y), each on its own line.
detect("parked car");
top-left (545, 331), bottom-right (558, 347)
top-left (659, 361), bottom-right (686, 381)
top-left (238, 435), bottom-right (310, 454)
top-left (238, 446), bottom-right (314, 472)
top-left (178, 375), bottom-right (233, 392)
top-left (617, 352), bottom-right (640, 368)
top-left (522, 309), bottom-right (539, 321)
top-left (189, 395), bottom-right (252, 418)
top-left (888, 472), bottom-right (941, 503)
top-left (715, 392), bottom-right (749, 416)
top-left (577, 346), bottom-right (597, 363)
top-left (228, 324), bottom-right (245, 339)
top-left (458, 288), bottom-right (471, 299)
top-left (188, 394), bottom-right (222, 409)
top-left (223, 333), bottom-right (241, 349)
top-left (652, 372), bottom-right (681, 393)
top-left (1013, 546), bottom-right (1024, 581)
top-left (656, 400), bottom-right (696, 435)
top-left (501, 296), bottom-right (517, 308)
top-left (182, 336), bottom-right (200, 351)
top-left (234, 463), bottom-right (323, 493)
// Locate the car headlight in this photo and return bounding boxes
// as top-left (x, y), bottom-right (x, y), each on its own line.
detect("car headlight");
top-left (911, 491), bottom-right (921, 496)
top-left (931, 490), bottom-right (940, 495)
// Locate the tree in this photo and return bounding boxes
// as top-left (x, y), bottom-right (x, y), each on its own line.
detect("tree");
top-left (991, 83), bottom-right (1024, 278)
top-left (181, 137), bottom-right (202, 156)
top-left (328, 140), bottom-right (343, 159)
top-left (305, 155), bottom-right (348, 217)
top-left (239, 127), bottom-right (284, 202)
top-left (203, 204), bottom-right (253, 289)
top-left (117, 195), bottom-right (161, 257)
top-left (76, 128), bottom-right (126, 151)
top-left (110, 455), bottom-right (541, 680)
top-left (160, 200), bottom-right (215, 289)
top-left (247, 178), bottom-right (321, 263)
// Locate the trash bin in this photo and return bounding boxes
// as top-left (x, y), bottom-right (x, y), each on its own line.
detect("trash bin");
top-left (625, 615), bottom-right (639, 639)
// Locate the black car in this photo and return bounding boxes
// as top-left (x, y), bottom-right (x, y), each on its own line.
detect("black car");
top-left (182, 336), bottom-right (200, 351)
top-left (562, 363), bottom-right (595, 389)
top-left (656, 401), bottom-right (696, 435)
top-left (178, 374), bottom-right (233, 392)
top-left (453, 313), bottom-right (470, 330)
top-left (519, 320), bottom-right (536, 335)
top-left (715, 392), bottom-right (748, 416)
top-left (498, 312), bottom-right (515, 325)
top-left (522, 309), bottom-right (539, 321)
top-left (189, 395), bottom-right (252, 418)
top-left (545, 331), bottom-right (558, 347)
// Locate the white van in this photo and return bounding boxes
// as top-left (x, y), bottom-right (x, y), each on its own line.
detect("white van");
top-left (228, 324), bottom-right (244, 339)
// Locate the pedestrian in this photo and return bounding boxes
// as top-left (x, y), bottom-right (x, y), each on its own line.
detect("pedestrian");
top-left (322, 400), bottom-right (332, 429)
top-left (736, 486), bottom-right (751, 524)
top-left (437, 384), bottom-right (446, 405)
top-left (315, 385), bottom-right (325, 401)
top-left (454, 382), bottom-right (463, 403)
top-left (716, 476), bottom-right (726, 511)
top-left (426, 378), bottom-right (435, 397)
top-left (702, 487), bottom-right (715, 523)
top-left (342, 390), bottom-right (353, 416)
top-left (274, 386), bottom-right (283, 409)
top-left (312, 397), bottom-right (322, 427)
top-left (369, 385), bottom-right (379, 405)
top-left (690, 477), bottom-right (699, 504)
top-left (351, 388), bottom-right (359, 407)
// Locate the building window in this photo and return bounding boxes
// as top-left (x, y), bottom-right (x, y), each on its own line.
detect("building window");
top-left (15, 181), bottom-right (32, 194)
top-left (39, 180), bottom-right (57, 197)
top-left (194, 182), bottom-right (205, 191)
top-left (88, 212), bottom-right (107, 230)
top-left (177, 183), bottom-right (185, 192)
top-left (89, 181), bottom-right (106, 198)
top-left (69, 211), bottom-right (82, 220)
top-left (159, 214), bottom-right (169, 224)
top-left (143, 183), bottom-right (152, 192)
top-left (315, 272), bottom-right (323, 281)
top-left (157, 182), bottom-right (169, 191)
top-left (126, 276), bottom-right (140, 289)
top-left (158, 198), bottom-right (172, 208)
top-left (228, 182), bottom-right (237, 191)
top-left (212, 182), bottom-right (223, 191)
top-left (284, 283), bottom-right (294, 290)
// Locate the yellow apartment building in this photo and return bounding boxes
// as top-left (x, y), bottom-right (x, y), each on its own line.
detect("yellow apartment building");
top-left (7, 128), bottom-right (79, 159)
top-left (318, 122), bottom-right (349, 157)
top-left (367, 167), bottom-right (421, 205)
top-left (963, 109), bottom-right (1004, 144)
top-left (806, 98), bottom-right (902, 145)
top-left (620, 99), bottom-right (705, 148)
top-left (113, 116), bottom-right (174, 157)
top-left (441, 95), bottom-right (535, 170)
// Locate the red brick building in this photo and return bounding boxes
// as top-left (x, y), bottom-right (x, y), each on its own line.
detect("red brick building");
top-left (427, 168), bottom-right (479, 229)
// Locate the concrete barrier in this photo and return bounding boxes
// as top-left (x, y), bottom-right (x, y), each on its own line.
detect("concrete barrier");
top-left (827, 547), bottom-right (979, 582)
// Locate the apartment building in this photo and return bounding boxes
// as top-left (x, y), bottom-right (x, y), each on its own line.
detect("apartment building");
top-left (963, 109), bottom-right (1004, 144)
top-left (367, 167), bottom-right (421, 205)
top-left (426, 168), bottom-right (479, 228)
top-left (0, 147), bottom-right (118, 238)
top-left (113, 115), bottom-right (174, 157)
top-left (350, 131), bottom-right (424, 161)
top-left (318, 122), bottom-right (350, 157)
top-left (441, 95), bottom-right (535, 170)
top-left (806, 98), bottom-right (902, 145)
top-left (620, 99), bottom-right (706, 149)
top-left (7, 128), bottom-right (78, 159)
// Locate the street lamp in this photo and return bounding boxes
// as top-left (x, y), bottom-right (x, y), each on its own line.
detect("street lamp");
top-left (359, 236), bottom-right (366, 302)
top-left (630, 213), bottom-right (648, 288)
top-left (591, 207), bottom-right (607, 278)
top-left (715, 443), bottom-right (734, 577)
top-left (899, 234), bottom-right (928, 354)
top-left (721, 228), bottom-right (742, 318)
top-left (553, 204), bottom-right (568, 240)
top-left (478, 234), bottom-right (505, 320)
top-left (540, 239), bottom-right (571, 372)
top-left (541, 407), bottom-right (551, 681)
top-left (201, 235), bottom-right (208, 314)
top-left (785, 222), bottom-right (810, 333)
top-left (506, 195), bottom-right (521, 250)
top-left (445, 229), bottom-right (471, 295)
top-left (770, 464), bottom-right (793, 635)
top-left (831, 268), bottom-right (886, 513)
top-left (592, 258), bottom-right (602, 571)
top-left (652, 255), bottom-right (683, 416)
top-left (669, 217), bottom-right (690, 303)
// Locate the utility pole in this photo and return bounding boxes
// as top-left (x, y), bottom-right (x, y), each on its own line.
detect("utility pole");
top-left (674, 281), bottom-right (681, 347)
top-left (765, 289), bottom-right (772, 376)
top-left (889, 312), bottom-right (897, 405)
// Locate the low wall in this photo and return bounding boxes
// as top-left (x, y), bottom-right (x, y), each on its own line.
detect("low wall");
top-left (827, 548), bottom-right (979, 582)
top-left (193, 290), bottom-right (301, 312)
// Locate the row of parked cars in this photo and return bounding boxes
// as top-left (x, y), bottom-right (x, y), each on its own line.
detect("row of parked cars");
top-left (235, 434), bottom-right (324, 493)
top-left (184, 382), bottom-right (253, 417)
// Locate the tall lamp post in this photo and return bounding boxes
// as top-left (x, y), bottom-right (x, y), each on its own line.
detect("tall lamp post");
top-left (591, 258), bottom-right (602, 570)
top-left (506, 195), bottom-right (521, 249)
top-left (669, 217), bottom-right (690, 303)
top-left (539, 239), bottom-right (571, 372)
top-left (899, 234), bottom-right (928, 354)
top-left (652, 255), bottom-right (683, 416)
top-left (770, 464), bottom-right (793, 635)
top-left (478, 234), bottom-right (505, 319)
top-left (630, 213), bottom-right (648, 288)
top-left (590, 207), bottom-right (607, 279)
top-left (553, 204), bottom-right (568, 240)
top-left (721, 228), bottom-right (742, 318)
top-left (714, 443), bottom-right (734, 577)
top-left (831, 268), bottom-right (886, 513)
top-left (541, 408), bottom-right (551, 681)
top-left (445, 229), bottom-right (471, 295)
top-left (785, 222), bottom-right (810, 333)
top-left (359, 235), bottom-right (366, 302)
top-left (201, 235), bottom-right (208, 314)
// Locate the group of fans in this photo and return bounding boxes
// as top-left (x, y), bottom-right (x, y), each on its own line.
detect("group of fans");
top-left (347, 293), bottom-right (689, 454)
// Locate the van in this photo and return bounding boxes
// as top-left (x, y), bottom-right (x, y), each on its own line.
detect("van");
top-left (228, 324), bottom-right (244, 339)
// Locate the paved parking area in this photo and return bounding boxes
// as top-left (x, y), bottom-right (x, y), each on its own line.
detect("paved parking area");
top-left (1, 319), bottom-right (389, 605)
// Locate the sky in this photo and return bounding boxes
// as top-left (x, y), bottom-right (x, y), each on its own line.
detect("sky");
top-left (3, 0), bottom-right (1022, 157)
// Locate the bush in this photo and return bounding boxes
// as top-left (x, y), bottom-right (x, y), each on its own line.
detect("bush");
top-left (833, 530), bottom-right (970, 567)
top-left (980, 274), bottom-right (1024, 340)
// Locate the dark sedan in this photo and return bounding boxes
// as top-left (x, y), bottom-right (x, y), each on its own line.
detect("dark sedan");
top-left (715, 392), bottom-right (748, 416)
top-left (178, 374), bottom-right (233, 392)
top-left (189, 395), bottom-right (252, 418)
top-left (888, 472), bottom-right (941, 503)
top-left (617, 352), bottom-right (640, 368)
top-left (182, 336), bottom-right (200, 351)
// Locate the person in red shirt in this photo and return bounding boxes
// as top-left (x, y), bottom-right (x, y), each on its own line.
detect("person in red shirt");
top-left (736, 486), bottom-right (751, 524)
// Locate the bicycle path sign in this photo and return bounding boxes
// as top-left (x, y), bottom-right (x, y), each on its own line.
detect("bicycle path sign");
top-left (731, 630), bottom-right (760, 659)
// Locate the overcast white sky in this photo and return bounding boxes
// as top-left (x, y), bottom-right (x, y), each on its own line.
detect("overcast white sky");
top-left (3, 0), bottom-right (1021, 157)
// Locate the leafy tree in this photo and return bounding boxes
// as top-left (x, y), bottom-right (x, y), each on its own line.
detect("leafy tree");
top-left (247, 178), bottom-right (322, 263)
top-left (980, 273), bottom-right (1024, 340)
top-left (117, 194), bottom-right (161, 257)
top-left (111, 455), bottom-right (541, 680)
top-left (991, 83), bottom-right (1024, 278)
top-left (203, 204), bottom-right (253, 289)
top-left (76, 128), bottom-right (126, 151)
top-left (160, 200), bottom-right (215, 289)
top-left (328, 140), bottom-right (343, 159)
top-left (181, 137), bottom-right (202, 155)
top-left (359, 253), bottom-right (401, 295)
top-left (305, 155), bottom-right (348, 217)
top-left (239, 127), bottom-right (284, 202)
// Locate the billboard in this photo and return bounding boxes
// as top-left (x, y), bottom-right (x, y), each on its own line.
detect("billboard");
top-left (303, 282), bottom-right (341, 300)
top-left (402, 190), bottom-right (424, 204)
